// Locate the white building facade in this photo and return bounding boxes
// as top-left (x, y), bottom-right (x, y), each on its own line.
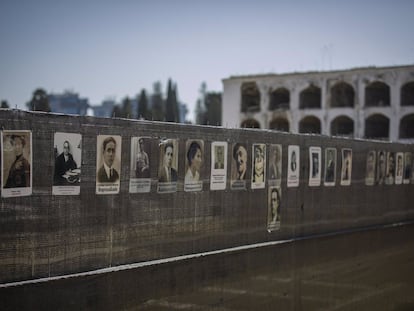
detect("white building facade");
top-left (222, 65), bottom-right (414, 142)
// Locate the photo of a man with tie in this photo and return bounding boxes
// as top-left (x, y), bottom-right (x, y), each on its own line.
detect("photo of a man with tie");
top-left (97, 136), bottom-right (120, 183)
top-left (158, 141), bottom-right (178, 182)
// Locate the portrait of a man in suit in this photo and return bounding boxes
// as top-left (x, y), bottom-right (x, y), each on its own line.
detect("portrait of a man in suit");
top-left (97, 136), bottom-right (119, 183)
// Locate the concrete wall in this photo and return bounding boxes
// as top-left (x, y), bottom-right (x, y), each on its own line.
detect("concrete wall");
top-left (0, 109), bottom-right (413, 284)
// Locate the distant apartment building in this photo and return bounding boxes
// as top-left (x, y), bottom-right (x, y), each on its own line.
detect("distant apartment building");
top-left (222, 65), bottom-right (414, 141)
top-left (49, 91), bottom-right (89, 115)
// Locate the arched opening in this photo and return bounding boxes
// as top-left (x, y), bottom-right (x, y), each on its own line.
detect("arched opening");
top-left (401, 81), bottom-right (414, 106)
top-left (365, 81), bottom-right (390, 107)
top-left (241, 82), bottom-right (260, 113)
top-left (299, 116), bottom-right (321, 134)
top-left (269, 88), bottom-right (290, 110)
top-left (269, 118), bottom-right (289, 132)
top-left (399, 114), bottom-right (414, 138)
top-left (241, 119), bottom-right (260, 129)
top-left (300, 85), bottom-right (321, 109)
top-left (330, 116), bottom-right (354, 137)
top-left (365, 114), bottom-right (389, 139)
top-left (330, 82), bottom-right (355, 108)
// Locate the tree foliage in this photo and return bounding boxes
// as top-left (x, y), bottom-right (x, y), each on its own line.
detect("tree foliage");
top-left (121, 96), bottom-right (132, 118)
top-left (137, 89), bottom-right (150, 120)
top-left (1, 100), bottom-right (9, 108)
top-left (151, 81), bottom-right (164, 121)
top-left (27, 88), bottom-right (51, 112)
top-left (166, 79), bottom-right (180, 122)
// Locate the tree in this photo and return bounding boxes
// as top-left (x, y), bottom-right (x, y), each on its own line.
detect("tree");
top-left (112, 105), bottom-right (122, 117)
top-left (205, 92), bottom-right (222, 126)
top-left (27, 88), bottom-right (51, 112)
top-left (1, 100), bottom-right (9, 108)
top-left (173, 83), bottom-right (180, 123)
top-left (151, 81), bottom-right (164, 121)
top-left (195, 82), bottom-right (207, 125)
top-left (121, 96), bottom-right (132, 118)
top-left (166, 79), bottom-right (178, 122)
top-left (137, 89), bottom-right (150, 120)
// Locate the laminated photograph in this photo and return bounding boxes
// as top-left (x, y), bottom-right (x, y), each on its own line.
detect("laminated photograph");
top-left (340, 148), bottom-right (352, 186)
top-left (395, 152), bottom-right (404, 185)
top-left (309, 146), bottom-right (321, 187)
top-left (376, 151), bottom-right (386, 185)
top-left (184, 139), bottom-right (204, 192)
top-left (267, 186), bottom-right (281, 232)
top-left (53, 132), bottom-right (82, 195)
top-left (385, 152), bottom-right (395, 185)
top-left (129, 137), bottom-right (151, 193)
top-left (210, 141), bottom-right (227, 190)
top-left (96, 135), bottom-right (121, 194)
top-left (287, 145), bottom-right (299, 187)
top-left (1, 130), bottom-right (32, 197)
top-left (268, 144), bottom-right (282, 186)
top-left (403, 152), bottom-right (412, 184)
top-left (231, 142), bottom-right (248, 190)
top-left (365, 150), bottom-right (376, 186)
top-left (324, 148), bottom-right (336, 187)
top-left (251, 143), bottom-right (266, 189)
top-left (157, 139), bottom-right (178, 193)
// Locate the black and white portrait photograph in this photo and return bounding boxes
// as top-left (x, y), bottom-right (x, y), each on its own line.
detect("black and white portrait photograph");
top-left (403, 152), bottom-right (412, 184)
top-left (365, 150), bottom-right (376, 186)
top-left (376, 150), bottom-right (386, 185)
top-left (184, 139), bottom-right (204, 192)
top-left (231, 142), bottom-right (248, 190)
top-left (210, 141), bottom-right (227, 190)
top-left (385, 152), bottom-right (395, 185)
top-left (324, 148), bottom-right (336, 186)
top-left (268, 144), bottom-right (282, 186)
top-left (251, 143), bottom-right (266, 189)
top-left (267, 186), bottom-right (281, 232)
top-left (158, 139), bottom-right (178, 193)
top-left (1, 130), bottom-right (32, 197)
top-left (287, 145), bottom-right (300, 187)
top-left (96, 135), bottom-right (122, 194)
top-left (309, 147), bottom-right (321, 187)
top-left (53, 132), bottom-right (81, 195)
top-left (395, 152), bottom-right (404, 185)
top-left (340, 148), bottom-right (352, 186)
top-left (129, 137), bottom-right (151, 193)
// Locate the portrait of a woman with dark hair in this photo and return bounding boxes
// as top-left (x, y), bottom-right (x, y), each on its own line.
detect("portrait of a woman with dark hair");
top-left (185, 141), bottom-right (202, 183)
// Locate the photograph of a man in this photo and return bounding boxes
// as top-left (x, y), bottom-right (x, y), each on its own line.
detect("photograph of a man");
top-left (268, 144), bottom-right (282, 182)
top-left (324, 148), bottom-right (336, 186)
top-left (232, 143), bottom-right (247, 181)
top-left (231, 142), bottom-right (248, 190)
top-left (158, 140), bottom-right (178, 183)
top-left (365, 150), bottom-right (376, 186)
top-left (376, 151), bottom-right (386, 185)
top-left (267, 186), bottom-right (281, 232)
top-left (54, 140), bottom-right (78, 185)
top-left (340, 148), bottom-right (352, 186)
top-left (135, 137), bottom-right (150, 178)
top-left (403, 152), bottom-right (412, 184)
top-left (287, 145), bottom-right (300, 187)
top-left (309, 146), bottom-right (321, 187)
top-left (210, 141), bottom-right (227, 191)
top-left (214, 145), bottom-right (225, 169)
top-left (96, 135), bottom-right (121, 186)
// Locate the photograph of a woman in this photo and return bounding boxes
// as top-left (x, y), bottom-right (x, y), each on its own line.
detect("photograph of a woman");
top-left (184, 140), bottom-right (203, 192)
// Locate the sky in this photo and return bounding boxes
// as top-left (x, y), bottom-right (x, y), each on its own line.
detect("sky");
top-left (1, 0), bottom-right (414, 121)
